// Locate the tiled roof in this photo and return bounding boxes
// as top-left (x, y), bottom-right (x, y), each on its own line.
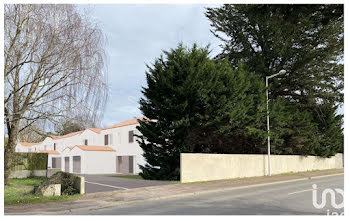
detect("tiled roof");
top-left (75, 145), bottom-right (116, 152)
top-left (50, 131), bottom-right (83, 140)
top-left (87, 128), bottom-right (102, 134)
top-left (39, 150), bottom-right (60, 155)
top-left (102, 117), bottom-right (148, 130)
top-left (20, 117), bottom-right (147, 144)
top-left (19, 142), bottom-right (42, 147)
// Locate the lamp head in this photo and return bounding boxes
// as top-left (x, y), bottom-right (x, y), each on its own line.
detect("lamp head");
top-left (278, 70), bottom-right (286, 75)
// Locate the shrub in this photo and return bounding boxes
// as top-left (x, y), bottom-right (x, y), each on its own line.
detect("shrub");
top-left (34, 172), bottom-right (79, 195)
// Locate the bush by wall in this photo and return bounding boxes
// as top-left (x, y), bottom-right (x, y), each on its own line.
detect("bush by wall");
top-left (34, 171), bottom-right (80, 195)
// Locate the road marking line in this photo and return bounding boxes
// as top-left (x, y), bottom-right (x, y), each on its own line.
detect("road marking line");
top-left (85, 181), bottom-right (129, 190)
top-left (288, 188), bottom-right (314, 195)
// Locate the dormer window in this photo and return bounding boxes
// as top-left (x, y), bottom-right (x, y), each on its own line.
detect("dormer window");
top-left (84, 139), bottom-right (88, 145)
top-left (54, 143), bottom-right (56, 150)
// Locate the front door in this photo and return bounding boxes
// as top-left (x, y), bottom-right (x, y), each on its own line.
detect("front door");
top-left (64, 157), bottom-right (70, 172)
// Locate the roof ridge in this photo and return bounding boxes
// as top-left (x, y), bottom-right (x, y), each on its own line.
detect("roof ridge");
top-left (102, 117), bottom-right (148, 130)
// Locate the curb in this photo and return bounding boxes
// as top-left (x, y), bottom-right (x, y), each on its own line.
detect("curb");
top-left (6, 172), bottom-right (344, 215)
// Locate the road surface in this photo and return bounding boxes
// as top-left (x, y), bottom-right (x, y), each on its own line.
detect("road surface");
top-left (72, 174), bottom-right (344, 215)
top-left (80, 174), bottom-right (172, 193)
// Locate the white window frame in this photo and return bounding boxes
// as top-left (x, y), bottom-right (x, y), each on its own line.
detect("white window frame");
top-left (117, 132), bottom-right (121, 144)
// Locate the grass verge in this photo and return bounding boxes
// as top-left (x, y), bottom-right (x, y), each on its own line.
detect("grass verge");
top-left (109, 174), bottom-right (180, 183)
top-left (109, 174), bottom-right (144, 180)
top-left (5, 177), bottom-right (81, 206)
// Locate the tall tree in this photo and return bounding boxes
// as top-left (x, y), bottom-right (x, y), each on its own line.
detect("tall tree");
top-left (137, 44), bottom-right (266, 180)
top-left (55, 117), bottom-right (94, 136)
top-left (206, 4), bottom-right (343, 156)
top-left (4, 5), bottom-right (108, 184)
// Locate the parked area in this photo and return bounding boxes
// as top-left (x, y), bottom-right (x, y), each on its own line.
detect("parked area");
top-left (81, 174), bottom-right (173, 193)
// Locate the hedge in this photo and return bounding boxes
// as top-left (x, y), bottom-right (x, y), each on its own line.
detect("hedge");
top-left (12, 152), bottom-right (48, 170)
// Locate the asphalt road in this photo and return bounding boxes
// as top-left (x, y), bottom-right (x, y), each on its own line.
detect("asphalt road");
top-left (75, 174), bottom-right (344, 215)
top-left (81, 174), bottom-right (172, 193)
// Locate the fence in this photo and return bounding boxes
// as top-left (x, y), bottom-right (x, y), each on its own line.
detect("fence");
top-left (180, 153), bottom-right (344, 183)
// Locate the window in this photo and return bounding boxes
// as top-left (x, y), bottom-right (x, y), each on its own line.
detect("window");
top-left (129, 130), bottom-right (134, 143)
top-left (54, 143), bottom-right (56, 151)
top-left (104, 134), bottom-right (108, 145)
top-left (44, 145), bottom-right (46, 150)
top-left (84, 139), bottom-right (88, 145)
top-left (104, 134), bottom-right (113, 145)
top-left (28, 148), bottom-right (32, 152)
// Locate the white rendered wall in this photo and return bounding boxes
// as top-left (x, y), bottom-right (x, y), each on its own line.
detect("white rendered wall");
top-left (103, 124), bottom-right (145, 174)
top-left (180, 153), bottom-right (344, 183)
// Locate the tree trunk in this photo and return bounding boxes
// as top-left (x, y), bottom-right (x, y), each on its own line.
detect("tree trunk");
top-left (4, 124), bottom-right (19, 185)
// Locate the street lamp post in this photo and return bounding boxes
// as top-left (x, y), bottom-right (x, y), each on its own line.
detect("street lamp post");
top-left (266, 70), bottom-right (286, 176)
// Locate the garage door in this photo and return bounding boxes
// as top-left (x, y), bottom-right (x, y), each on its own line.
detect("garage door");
top-left (116, 156), bottom-right (134, 174)
top-left (73, 156), bottom-right (81, 174)
top-left (64, 157), bottom-right (70, 172)
top-left (52, 157), bottom-right (61, 169)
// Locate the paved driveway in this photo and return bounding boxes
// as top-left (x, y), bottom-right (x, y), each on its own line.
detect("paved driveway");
top-left (80, 174), bottom-right (173, 193)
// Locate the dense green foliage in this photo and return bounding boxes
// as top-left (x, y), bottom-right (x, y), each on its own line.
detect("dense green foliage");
top-left (138, 5), bottom-right (343, 181)
top-left (206, 4), bottom-right (344, 157)
top-left (12, 153), bottom-right (48, 170)
top-left (34, 172), bottom-right (80, 195)
top-left (137, 45), bottom-right (266, 180)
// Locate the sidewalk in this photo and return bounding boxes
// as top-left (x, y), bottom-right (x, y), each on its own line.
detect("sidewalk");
top-left (5, 168), bottom-right (344, 215)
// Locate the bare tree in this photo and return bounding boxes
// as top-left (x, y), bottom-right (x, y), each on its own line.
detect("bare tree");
top-left (18, 121), bottom-right (46, 143)
top-left (4, 4), bottom-right (109, 184)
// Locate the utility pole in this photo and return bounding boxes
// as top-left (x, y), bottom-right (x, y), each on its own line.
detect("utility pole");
top-left (266, 70), bottom-right (286, 176)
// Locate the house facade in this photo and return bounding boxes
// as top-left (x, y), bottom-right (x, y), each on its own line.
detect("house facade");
top-left (15, 118), bottom-right (147, 174)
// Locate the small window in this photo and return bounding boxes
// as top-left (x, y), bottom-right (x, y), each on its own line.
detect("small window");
top-left (104, 134), bottom-right (112, 145)
top-left (129, 130), bottom-right (134, 143)
top-left (54, 143), bottom-right (56, 151)
top-left (104, 134), bottom-right (108, 145)
top-left (84, 139), bottom-right (88, 145)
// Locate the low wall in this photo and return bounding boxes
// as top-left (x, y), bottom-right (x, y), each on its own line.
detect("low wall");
top-left (74, 176), bottom-right (85, 195)
top-left (180, 153), bottom-right (343, 183)
top-left (9, 169), bottom-right (61, 179)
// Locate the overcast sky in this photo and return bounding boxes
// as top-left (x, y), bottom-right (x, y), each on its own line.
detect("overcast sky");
top-left (80, 4), bottom-right (221, 127)
top-left (81, 4), bottom-right (343, 127)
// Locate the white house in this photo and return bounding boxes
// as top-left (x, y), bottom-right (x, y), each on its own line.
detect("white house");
top-left (15, 118), bottom-right (147, 174)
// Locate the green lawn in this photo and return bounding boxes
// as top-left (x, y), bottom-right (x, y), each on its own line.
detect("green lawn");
top-left (5, 177), bottom-right (80, 205)
top-left (109, 174), bottom-right (180, 183)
